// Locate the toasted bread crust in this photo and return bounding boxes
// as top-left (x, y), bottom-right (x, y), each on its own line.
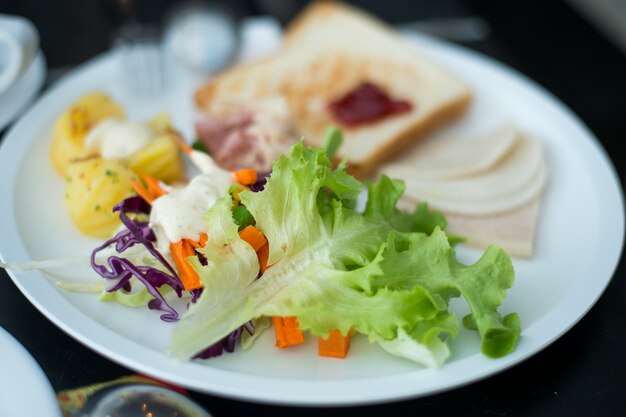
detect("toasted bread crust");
top-left (194, 1), bottom-right (472, 179)
top-left (283, 1), bottom-right (394, 46)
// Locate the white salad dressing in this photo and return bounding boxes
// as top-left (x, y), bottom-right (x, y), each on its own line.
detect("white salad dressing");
top-left (149, 150), bottom-right (233, 250)
top-left (85, 118), bottom-right (154, 159)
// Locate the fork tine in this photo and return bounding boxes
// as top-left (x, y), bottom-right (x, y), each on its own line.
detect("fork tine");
top-left (114, 23), bottom-right (165, 97)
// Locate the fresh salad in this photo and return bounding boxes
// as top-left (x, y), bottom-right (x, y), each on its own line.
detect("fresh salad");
top-left (89, 127), bottom-right (520, 367)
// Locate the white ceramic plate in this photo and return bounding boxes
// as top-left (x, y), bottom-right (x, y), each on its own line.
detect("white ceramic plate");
top-left (0, 327), bottom-right (62, 416)
top-left (0, 32), bottom-right (623, 406)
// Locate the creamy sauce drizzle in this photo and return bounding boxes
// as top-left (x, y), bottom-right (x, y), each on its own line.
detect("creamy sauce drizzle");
top-left (85, 118), bottom-right (154, 159)
top-left (149, 150), bottom-right (233, 249)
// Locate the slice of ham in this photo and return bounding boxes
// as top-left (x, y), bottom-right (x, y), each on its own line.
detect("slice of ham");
top-left (195, 97), bottom-right (299, 172)
top-left (195, 112), bottom-right (258, 170)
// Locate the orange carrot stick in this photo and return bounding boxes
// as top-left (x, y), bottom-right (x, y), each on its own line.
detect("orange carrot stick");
top-left (131, 179), bottom-right (156, 204)
top-left (131, 171), bottom-right (169, 204)
top-left (239, 225), bottom-right (280, 352)
top-left (257, 242), bottom-right (269, 274)
top-left (188, 232), bottom-right (208, 249)
top-left (131, 168), bottom-right (204, 291)
top-left (239, 225), bottom-right (270, 272)
top-left (238, 225), bottom-right (267, 252)
top-left (138, 172), bottom-right (167, 199)
top-left (273, 316), bottom-right (305, 348)
top-left (170, 239), bottom-right (203, 291)
top-left (233, 169), bottom-right (258, 185)
top-left (318, 329), bottom-right (351, 359)
top-left (170, 131), bottom-right (193, 155)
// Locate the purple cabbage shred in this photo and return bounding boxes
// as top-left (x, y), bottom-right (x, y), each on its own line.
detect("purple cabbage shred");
top-left (190, 288), bottom-right (204, 304)
top-left (91, 193), bottom-right (256, 353)
top-left (91, 196), bottom-right (185, 322)
top-left (249, 172), bottom-right (269, 192)
top-left (193, 321), bottom-right (255, 359)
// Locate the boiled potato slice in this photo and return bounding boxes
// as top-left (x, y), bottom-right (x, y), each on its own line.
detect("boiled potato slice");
top-left (50, 92), bottom-right (125, 176)
top-left (125, 113), bottom-right (186, 183)
top-left (64, 158), bottom-right (138, 238)
top-left (126, 132), bottom-right (186, 183)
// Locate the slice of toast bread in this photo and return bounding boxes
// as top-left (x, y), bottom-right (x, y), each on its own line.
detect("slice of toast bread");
top-left (195, 1), bottom-right (471, 178)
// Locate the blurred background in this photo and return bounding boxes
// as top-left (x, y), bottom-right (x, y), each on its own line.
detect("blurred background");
top-left (1, 0), bottom-right (624, 171)
top-left (0, 0), bottom-right (624, 416)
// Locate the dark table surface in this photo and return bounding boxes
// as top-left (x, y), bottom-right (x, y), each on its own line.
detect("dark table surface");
top-left (1, 0), bottom-right (625, 416)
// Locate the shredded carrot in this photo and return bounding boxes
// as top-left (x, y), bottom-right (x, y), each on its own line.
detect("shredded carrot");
top-left (318, 329), bottom-right (351, 359)
top-left (233, 169), bottom-right (258, 185)
top-left (139, 172), bottom-right (167, 199)
top-left (131, 172), bottom-right (168, 204)
top-left (131, 179), bottom-right (156, 204)
top-left (170, 131), bottom-right (193, 155)
top-left (257, 242), bottom-right (269, 273)
top-left (170, 239), bottom-right (203, 291)
top-left (273, 316), bottom-right (305, 348)
top-left (188, 232), bottom-right (208, 249)
top-left (239, 226), bottom-right (280, 349)
top-left (239, 225), bottom-right (267, 252)
top-left (130, 166), bottom-right (206, 291)
top-left (238, 225), bottom-right (270, 272)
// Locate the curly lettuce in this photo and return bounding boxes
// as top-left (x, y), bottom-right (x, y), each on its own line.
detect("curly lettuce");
top-left (168, 142), bottom-right (519, 366)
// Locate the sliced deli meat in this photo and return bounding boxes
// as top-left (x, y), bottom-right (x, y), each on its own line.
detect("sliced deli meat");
top-left (382, 132), bottom-right (547, 216)
top-left (195, 97), bottom-right (299, 172)
top-left (401, 156), bottom-right (546, 216)
top-left (389, 123), bottom-right (519, 180)
top-left (444, 198), bottom-right (542, 258)
top-left (385, 133), bottom-right (543, 200)
top-left (383, 124), bottom-right (548, 257)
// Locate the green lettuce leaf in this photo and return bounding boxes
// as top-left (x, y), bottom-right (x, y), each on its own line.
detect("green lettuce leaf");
top-left (365, 175), bottom-right (465, 244)
top-left (100, 288), bottom-right (153, 306)
top-left (168, 142), bottom-right (519, 365)
top-left (99, 285), bottom-right (176, 307)
top-left (241, 316), bottom-right (272, 350)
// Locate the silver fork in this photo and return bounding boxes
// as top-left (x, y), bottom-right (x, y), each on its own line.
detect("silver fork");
top-left (112, 0), bottom-right (165, 97)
